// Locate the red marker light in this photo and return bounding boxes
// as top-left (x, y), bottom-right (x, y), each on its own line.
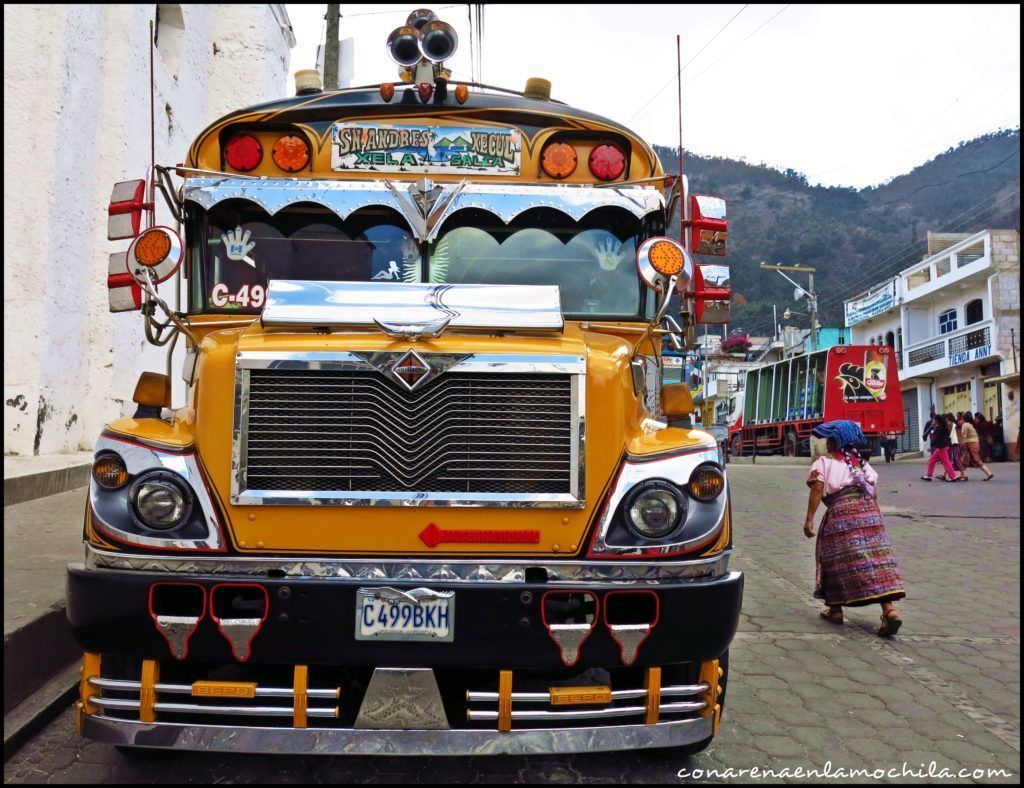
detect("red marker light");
top-left (224, 133), bottom-right (263, 172)
top-left (589, 143), bottom-right (626, 181)
top-left (418, 82), bottom-right (433, 102)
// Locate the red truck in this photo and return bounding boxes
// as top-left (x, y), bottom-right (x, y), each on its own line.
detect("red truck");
top-left (727, 345), bottom-right (905, 457)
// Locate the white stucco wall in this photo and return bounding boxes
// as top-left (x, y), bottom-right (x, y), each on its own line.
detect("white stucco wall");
top-left (4, 4), bottom-right (293, 455)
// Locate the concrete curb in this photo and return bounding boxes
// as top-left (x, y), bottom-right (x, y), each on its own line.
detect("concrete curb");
top-left (3, 661), bottom-right (79, 761)
top-left (3, 463), bottom-right (91, 507)
top-left (3, 607), bottom-right (80, 715)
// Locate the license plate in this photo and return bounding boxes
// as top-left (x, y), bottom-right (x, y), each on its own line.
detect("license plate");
top-left (355, 587), bottom-right (455, 642)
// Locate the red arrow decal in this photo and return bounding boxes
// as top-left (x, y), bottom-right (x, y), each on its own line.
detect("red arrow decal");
top-left (419, 523), bottom-right (541, 548)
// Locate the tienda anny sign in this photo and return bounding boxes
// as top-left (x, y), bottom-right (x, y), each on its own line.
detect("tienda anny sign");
top-left (331, 123), bottom-right (521, 175)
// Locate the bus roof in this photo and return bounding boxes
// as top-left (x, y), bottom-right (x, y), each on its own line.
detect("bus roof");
top-left (185, 85), bottom-right (664, 186)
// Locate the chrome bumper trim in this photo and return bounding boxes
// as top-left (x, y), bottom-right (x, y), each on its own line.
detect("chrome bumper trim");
top-left (82, 544), bottom-right (732, 586)
top-left (466, 682), bottom-right (708, 703)
top-left (81, 713), bottom-right (713, 755)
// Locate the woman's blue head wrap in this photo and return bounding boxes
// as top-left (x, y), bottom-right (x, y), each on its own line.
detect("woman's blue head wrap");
top-left (811, 420), bottom-right (867, 449)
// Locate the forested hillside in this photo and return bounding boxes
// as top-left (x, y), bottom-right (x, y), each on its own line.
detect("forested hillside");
top-left (655, 128), bottom-right (1020, 335)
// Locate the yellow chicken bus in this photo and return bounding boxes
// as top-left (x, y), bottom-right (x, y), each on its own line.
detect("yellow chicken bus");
top-left (72, 8), bottom-right (742, 756)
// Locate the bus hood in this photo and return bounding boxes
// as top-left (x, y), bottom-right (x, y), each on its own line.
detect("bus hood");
top-left (183, 307), bottom-right (685, 557)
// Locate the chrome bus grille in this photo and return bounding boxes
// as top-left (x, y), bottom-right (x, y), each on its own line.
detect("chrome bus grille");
top-left (233, 358), bottom-right (584, 506)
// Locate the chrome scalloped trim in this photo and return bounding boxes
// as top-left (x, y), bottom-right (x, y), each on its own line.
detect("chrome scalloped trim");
top-left (91, 436), bottom-right (223, 551)
top-left (82, 545), bottom-right (733, 585)
top-left (182, 178), bottom-right (665, 237)
top-left (589, 447), bottom-right (726, 557)
top-left (154, 616), bottom-right (200, 660)
top-left (231, 352), bottom-right (587, 508)
top-left (80, 712), bottom-right (713, 755)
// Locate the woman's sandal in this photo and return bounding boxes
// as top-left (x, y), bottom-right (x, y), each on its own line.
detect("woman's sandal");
top-left (878, 610), bottom-right (902, 637)
top-left (820, 608), bottom-right (844, 625)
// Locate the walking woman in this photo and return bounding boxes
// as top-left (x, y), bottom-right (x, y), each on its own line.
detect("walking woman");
top-left (921, 413), bottom-right (960, 482)
top-left (959, 413), bottom-right (995, 481)
top-left (804, 420), bottom-right (905, 637)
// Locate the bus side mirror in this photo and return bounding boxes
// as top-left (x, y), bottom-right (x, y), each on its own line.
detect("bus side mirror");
top-left (692, 264), bottom-right (731, 324)
top-left (107, 251), bottom-right (142, 312)
top-left (107, 180), bottom-right (151, 240)
top-left (689, 195), bottom-right (727, 257)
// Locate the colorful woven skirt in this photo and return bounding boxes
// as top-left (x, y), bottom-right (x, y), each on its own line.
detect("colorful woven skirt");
top-left (815, 488), bottom-right (905, 607)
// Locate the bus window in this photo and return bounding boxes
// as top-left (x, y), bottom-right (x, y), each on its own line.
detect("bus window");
top-left (807, 352), bottom-right (826, 418)
top-left (790, 356), bottom-right (807, 420)
top-left (744, 371), bottom-right (758, 423)
top-left (772, 361), bottom-right (788, 422)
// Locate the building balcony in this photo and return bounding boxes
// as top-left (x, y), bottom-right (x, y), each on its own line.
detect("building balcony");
top-left (901, 231), bottom-right (993, 306)
top-left (902, 319), bottom-right (998, 378)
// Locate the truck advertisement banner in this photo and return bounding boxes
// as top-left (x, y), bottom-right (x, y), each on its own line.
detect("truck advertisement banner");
top-left (331, 123), bottom-right (521, 175)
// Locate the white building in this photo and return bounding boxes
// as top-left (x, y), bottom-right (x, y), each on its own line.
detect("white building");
top-left (4, 5), bottom-right (295, 455)
top-left (844, 230), bottom-right (1020, 452)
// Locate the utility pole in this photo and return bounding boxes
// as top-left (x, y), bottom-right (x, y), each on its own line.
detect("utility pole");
top-left (760, 262), bottom-right (819, 351)
top-left (324, 4), bottom-right (340, 91)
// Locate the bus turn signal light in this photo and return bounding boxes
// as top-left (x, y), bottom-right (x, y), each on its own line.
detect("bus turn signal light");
top-left (133, 229), bottom-right (172, 268)
top-left (272, 135), bottom-right (310, 172)
top-left (541, 142), bottom-right (577, 179)
top-left (92, 455), bottom-right (128, 490)
top-left (648, 240), bottom-right (685, 276)
top-left (689, 465), bottom-right (725, 502)
top-left (224, 133), bottom-right (263, 172)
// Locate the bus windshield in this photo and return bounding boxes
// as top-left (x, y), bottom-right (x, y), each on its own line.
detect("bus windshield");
top-left (426, 208), bottom-right (647, 319)
top-left (189, 202), bottom-right (420, 313)
top-left (189, 202), bottom-right (652, 319)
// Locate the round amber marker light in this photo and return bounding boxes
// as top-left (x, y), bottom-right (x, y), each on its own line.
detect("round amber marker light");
top-left (541, 142), bottom-right (578, 179)
top-left (93, 455), bottom-right (129, 490)
top-left (648, 241), bottom-right (685, 276)
top-left (272, 135), bottom-right (310, 173)
top-left (134, 230), bottom-right (172, 267)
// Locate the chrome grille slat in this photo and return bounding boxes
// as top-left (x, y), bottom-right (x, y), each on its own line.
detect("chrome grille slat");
top-left (239, 368), bottom-right (577, 497)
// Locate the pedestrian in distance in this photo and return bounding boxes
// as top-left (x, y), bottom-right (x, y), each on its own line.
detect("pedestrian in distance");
top-left (803, 420), bottom-right (906, 637)
top-left (958, 413), bottom-right (995, 481)
top-left (921, 414), bottom-right (960, 482)
top-left (975, 412), bottom-right (992, 462)
top-left (940, 412), bottom-right (962, 479)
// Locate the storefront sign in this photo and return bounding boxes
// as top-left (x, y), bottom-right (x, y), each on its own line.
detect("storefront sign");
top-left (331, 123), bottom-right (521, 175)
top-left (949, 344), bottom-right (990, 367)
top-left (845, 281), bottom-right (896, 326)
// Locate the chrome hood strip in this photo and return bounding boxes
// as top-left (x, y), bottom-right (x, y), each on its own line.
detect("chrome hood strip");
top-left (82, 544), bottom-right (732, 585)
top-left (261, 281), bottom-right (564, 331)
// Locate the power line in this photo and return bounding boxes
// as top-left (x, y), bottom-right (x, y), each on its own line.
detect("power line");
top-left (632, 4), bottom-right (789, 128)
top-left (816, 188), bottom-right (1018, 307)
top-left (817, 187), bottom-right (1021, 308)
top-left (875, 149), bottom-right (1020, 206)
top-left (902, 44), bottom-right (1020, 148)
top-left (626, 4), bottom-right (750, 124)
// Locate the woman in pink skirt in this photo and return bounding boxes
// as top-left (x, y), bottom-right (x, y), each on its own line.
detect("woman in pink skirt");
top-left (803, 420), bottom-right (906, 637)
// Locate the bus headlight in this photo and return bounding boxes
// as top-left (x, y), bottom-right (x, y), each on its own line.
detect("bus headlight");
top-left (129, 472), bottom-right (193, 531)
top-left (623, 481), bottom-right (686, 539)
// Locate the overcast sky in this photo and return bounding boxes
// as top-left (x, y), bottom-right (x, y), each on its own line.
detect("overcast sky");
top-left (283, 4), bottom-right (1020, 188)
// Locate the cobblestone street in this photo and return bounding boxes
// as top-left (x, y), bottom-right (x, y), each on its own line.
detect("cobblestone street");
top-left (5, 461), bottom-right (1020, 783)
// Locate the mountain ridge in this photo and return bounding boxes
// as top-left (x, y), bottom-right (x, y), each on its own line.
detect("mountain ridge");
top-left (654, 127), bottom-right (1020, 334)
